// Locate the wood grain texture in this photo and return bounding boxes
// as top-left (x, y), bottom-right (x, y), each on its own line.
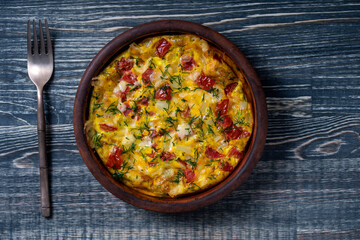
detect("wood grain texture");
top-left (0, 0), bottom-right (359, 239)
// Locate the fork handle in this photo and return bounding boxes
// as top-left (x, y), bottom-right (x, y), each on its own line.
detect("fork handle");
top-left (37, 87), bottom-right (51, 217)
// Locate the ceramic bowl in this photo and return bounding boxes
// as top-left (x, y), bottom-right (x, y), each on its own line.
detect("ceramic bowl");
top-left (73, 20), bottom-right (267, 212)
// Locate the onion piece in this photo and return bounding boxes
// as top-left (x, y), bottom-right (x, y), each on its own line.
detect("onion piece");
top-left (175, 145), bottom-right (193, 154)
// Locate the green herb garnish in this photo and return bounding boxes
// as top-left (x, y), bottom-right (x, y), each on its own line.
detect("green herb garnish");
top-left (121, 143), bottom-right (136, 154)
top-left (135, 58), bottom-right (144, 68)
top-left (92, 103), bottom-right (102, 113)
top-left (165, 116), bottom-right (178, 127)
top-left (234, 110), bottom-right (250, 126)
top-left (207, 87), bottom-right (219, 98)
top-left (149, 58), bottom-right (156, 69)
top-left (171, 170), bottom-right (185, 184)
top-left (92, 131), bottom-right (103, 149)
top-left (113, 162), bottom-right (133, 180)
top-left (189, 116), bottom-right (199, 125)
top-left (105, 102), bottom-right (120, 115)
top-left (207, 124), bottom-right (215, 135)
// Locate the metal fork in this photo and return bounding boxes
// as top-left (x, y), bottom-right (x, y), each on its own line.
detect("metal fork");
top-left (27, 19), bottom-right (53, 217)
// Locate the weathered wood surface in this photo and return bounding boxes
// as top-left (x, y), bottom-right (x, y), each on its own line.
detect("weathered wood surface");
top-left (1, 0), bottom-right (360, 239)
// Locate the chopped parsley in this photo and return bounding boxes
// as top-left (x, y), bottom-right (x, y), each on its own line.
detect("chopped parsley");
top-left (130, 100), bottom-right (139, 113)
top-left (162, 101), bottom-right (171, 115)
top-left (92, 131), bottom-right (103, 149)
top-left (175, 107), bottom-right (183, 115)
top-left (184, 149), bottom-right (199, 169)
top-left (159, 128), bottom-right (171, 139)
top-left (92, 103), bottom-right (102, 113)
top-left (234, 110), bottom-right (249, 126)
top-left (149, 58), bottom-right (156, 69)
top-left (189, 182), bottom-right (201, 190)
top-left (160, 64), bottom-right (183, 88)
top-left (140, 150), bottom-right (147, 162)
top-left (205, 159), bottom-right (219, 166)
top-left (171, 170), bottom-right (185, 184)
top-left (207, 87), bottom-right (219, 98)
top-left (133, 133), bottom-right (143, 139)
top-left (105, 102), bottom-right (120, 115)
top-left (207, 174), bottom-right (217, 180)
top-left (135, 58), bottom-right (144, 67)
top-left (136, 121), bottom-right (150, 133)
top-left (113, 162), bottom-right (133, 180)
top-left (128, 84), bottom-right (140, 93)
top-left (195, 116), bottom-right (204, 129)
top-left (121, 143), bottom-right (136, 155)
top-left (92, 92), bottom-right (100, 100)
top-left (188, 116), bottom-right (199, 125)
top-left (207, 124), bottom-right (215, 135)
top-left (160, 64), bottom-right (170, 79)
top-left (165, 116), bottom-right (178, 127)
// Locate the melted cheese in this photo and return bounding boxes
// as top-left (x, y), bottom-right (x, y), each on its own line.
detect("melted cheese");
top-left (85, 34), bottom-right (254, 198)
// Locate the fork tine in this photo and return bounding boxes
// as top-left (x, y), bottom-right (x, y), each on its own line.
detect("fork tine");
top-left (45, 20), bottom-right (52, 55)
top-left (32, 20), bottom-right (38, 54)
top-left (39, 20), bottom-right (45, 54)
top-left (27, 20), bottom-right (32, 56)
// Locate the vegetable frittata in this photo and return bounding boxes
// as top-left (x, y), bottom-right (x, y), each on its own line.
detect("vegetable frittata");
top-left (85, 34), bottom-right (253, 197)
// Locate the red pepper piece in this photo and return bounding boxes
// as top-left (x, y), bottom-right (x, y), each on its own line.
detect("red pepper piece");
top-left (137, 97), bottom-right (149, 106)
top-left (147, 152), bottom-right (157, 158)
top-left (122, 102), bottom-right (132, 116)
top-left (213, 53), bottom-right (223, 63)
top-left (116, 57), bottom-right (134, 73)
top-left (99, 124), bottom-right (117, 132)
top-left (149, 130), bottom-right (159, 139)
top-left (224, 125), bottom-right (251, 140)
top-left (106, 146), bottom-right (123, 169)
top-left (221, 162), bottom-right (234, 172)
top-left (227, 147), bottom-right (244, 160)
top-left (217, 115), bottom-right (233, 129)
top-left (116, 86), bottom-right (130, 102)
top-left (205, 147), bottom-right (224, 159)
top-left (121, 71), bottom-right (137, 85)
top-left (177, 160), bottom-right (196, 183)
top-left (142, 68), bottom-right (154, 85)
top-left (215, 99), bottom-right (229, 116)
top-left (155, 38), bottom-right (171, 58)
top-left (195, 72), bottom-right (216, 91)
top-left (182, 106), bottom-right (191, 118)
top-left (242, 129), bottom-right (251, 138)
top-left (184, 167), bottom-right (196, 183)
top-left (148, 162), bottom-right (158, 167)
top-left (147, 111), bottom-right (156, 116)
top-left (134, 113), bottom-right (141, 121)
top-left (224, 82), bottom-right (238, 95)
top-left (181, 55), bottom-right (196, 71)
top-left (155, 84), bottom-right (172, 100)
top-left (160, 151), bottom-right (175, 161)
top-left (177, 159), bottom-right (187, 167)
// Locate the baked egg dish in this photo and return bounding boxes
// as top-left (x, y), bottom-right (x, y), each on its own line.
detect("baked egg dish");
top-left (85, 34), bottom-right (253, 197)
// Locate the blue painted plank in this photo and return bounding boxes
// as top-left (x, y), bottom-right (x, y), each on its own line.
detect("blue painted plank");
top-left (0, 0), bottom-right (360, 239)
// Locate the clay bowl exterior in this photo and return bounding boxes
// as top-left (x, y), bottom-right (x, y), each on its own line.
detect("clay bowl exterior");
top-left (73, 20), bottom-right (267, 213)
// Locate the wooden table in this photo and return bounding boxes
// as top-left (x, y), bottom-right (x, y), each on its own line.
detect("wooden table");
top-left (1, 1), bottom-right (359, 239)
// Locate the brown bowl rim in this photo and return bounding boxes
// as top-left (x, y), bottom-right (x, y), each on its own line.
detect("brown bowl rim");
top-left (73, 20), bottom-right (267, 213)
